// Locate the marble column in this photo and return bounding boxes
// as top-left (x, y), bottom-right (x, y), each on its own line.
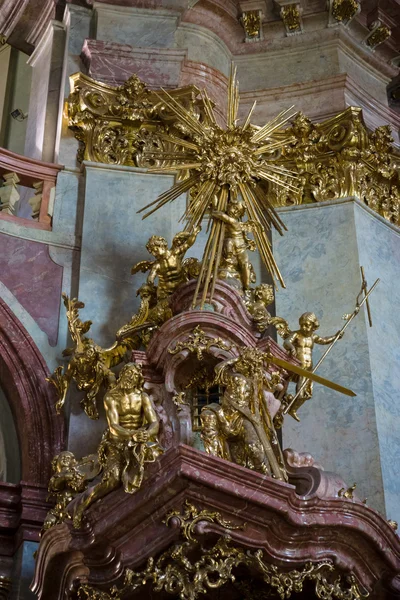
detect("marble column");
top-left (272, 198), bottom-right (400, 523)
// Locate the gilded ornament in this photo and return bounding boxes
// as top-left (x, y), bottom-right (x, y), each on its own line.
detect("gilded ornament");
top-left (388, 519), bottom-right (398, 531)
top-left (69, 72), bottom-right (400, 230)
top-left (72, 362), bottom-right (162, 527)
top-left (43, 451), bottom-right (100, 531)
top-left (338, 483), bottom-right (357, 499)
top-left (77, 502), bottom-right (368, 600)
top-left (47, 294), bottom-right (135, 419)
top-left (366, 23), bottom-right (391, 49)
top-left (213, 200), bottom-right (257, 292)
top-left (169, 325), bottom-right (232, 361)
top-left (68, 72), bottom-right (206, 167)
top-left (131, 227), bottom-right (201, 301)
top-left (244, 283), bottom-right (275, 332)
top-left (137, 64), bottom-right (298, 307)
top-left (331, 0), bottom-right (360, 24)
top-left (273, 275), bottom-right (378, 426)
top-left (241, 10), bottom-right (261, 39)
top-left (280, 4), bottom-right (302, 33)
top-left (272, 312), bottom-right (344, 420)
top-left (172, 391), bottom-right (190, 411)
top-left (201, 348), bottom-right (288, 481)
top-left (118, 229), bottom-right (201, 347)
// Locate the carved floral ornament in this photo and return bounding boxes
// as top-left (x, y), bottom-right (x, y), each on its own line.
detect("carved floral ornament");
top-left (76, 502), bottom-right (369, 600)
top-left (68, 73), bottom-right (400, 227)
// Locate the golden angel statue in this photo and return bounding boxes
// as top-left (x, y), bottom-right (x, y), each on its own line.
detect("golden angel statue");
top-left (72, 362), bottom-right (162, 527)
top-left (47, 294), bottom-right (134, 419)
top-left (117, 228), bottom-right (201, 346)
top-left (43, 451), bottom-right (100, 531)
top-left (272, 312), bottom-right (343, 420)
top-left (130, 226), bottom-right (201, 301)
top-left (244, 283), bottom-right (274, 332)
top-left (212, 202), bottom-right (257, 292)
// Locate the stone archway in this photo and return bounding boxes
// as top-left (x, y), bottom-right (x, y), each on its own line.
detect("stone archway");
top-left (0, 297), bottom-right (65, 484)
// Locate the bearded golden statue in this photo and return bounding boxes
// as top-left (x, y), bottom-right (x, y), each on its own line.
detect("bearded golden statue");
top-left (72, 362), bottom-right (162, 527)
top-left (200, 349), bottom-right (287, 482)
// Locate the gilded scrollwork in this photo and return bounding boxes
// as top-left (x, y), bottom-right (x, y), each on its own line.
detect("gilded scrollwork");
top-left (241, 10), bottom-right (262, 39)
top-left (68, 72), bottom-right (206, 167)
top-left (168, 325), bottom-right (232, 361)
top-left (280, 4), bottom-right (303, 34)
top-left (68, 72), bottom-right (400, 229)
top-left (76, 502), bottom-right (369, 600)
top-left (271, 108), bottom-right (400, 227)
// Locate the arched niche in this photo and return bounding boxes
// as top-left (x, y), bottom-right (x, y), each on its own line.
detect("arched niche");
top-left (0, 297), bottom-right (65, 484)
top-left (0, 384), bottom-right (20, 483)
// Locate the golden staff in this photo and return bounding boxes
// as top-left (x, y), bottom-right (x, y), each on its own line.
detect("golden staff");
top-left (361, 266), bottom-right (373, 327)
top-left (282, 276), bottom-right (380, 418)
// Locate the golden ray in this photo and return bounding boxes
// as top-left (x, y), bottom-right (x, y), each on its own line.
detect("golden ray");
top-left (138, 64), bottom-right (299, 306)
top-left (242, 100), bottom-right (257, 131)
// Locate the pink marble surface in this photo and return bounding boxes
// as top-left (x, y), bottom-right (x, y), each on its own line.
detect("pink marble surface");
top-left (0, 297), bottom-right (65, 485)
top-left (0, 233), bottom-right (63, 346)
top-left (179, 60), bottom-right (228, 124)
top-left (33, 444), bottom-right (400, 600)
top-left (82, 39), bottom-right (187, 87)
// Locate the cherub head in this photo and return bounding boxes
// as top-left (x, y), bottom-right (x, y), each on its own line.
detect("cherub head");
top-left (53, 451), bottom-right (76, 473)
top-left (81, 340), bottom-right (98, 360)
top-left (118, 362), bottom-right (144, 390)
top-left (227, 202), bottom-right (246, 220)
top-left (254, 284), bottom-right (274, 305)
top-left (146, 235), bottom-right (168, 259)
top-left (299, 312), bottom-right (319, 334)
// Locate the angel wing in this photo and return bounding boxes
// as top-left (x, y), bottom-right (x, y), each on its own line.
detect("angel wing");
top-left (62, 293), bottom-right (92, 352)
top-left (131, 259), bottom-right (154, 275)
top-left (270, 316), bottom-right (291, 339)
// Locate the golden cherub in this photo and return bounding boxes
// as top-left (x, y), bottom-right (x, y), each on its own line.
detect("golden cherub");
top-left (131, 227), bottom-right (201, 301)
top-left (244, 283), bottom-right (274, 332)
top-left (272, 312), bottom-right (343, 420)
top-left (212, 202), bottom-right (257, 292)
top-left (47, 294), bottom-right (134, 419)
top-left (43, 451), bottom-right (100, 532)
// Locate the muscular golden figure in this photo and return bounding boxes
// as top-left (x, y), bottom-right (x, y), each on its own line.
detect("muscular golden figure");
top-left (283, 312), bottom-right (342, 419)
top-left (212, 203), bottom-right (256, 291)
top-left (72, 362), bottom-right (162, 527)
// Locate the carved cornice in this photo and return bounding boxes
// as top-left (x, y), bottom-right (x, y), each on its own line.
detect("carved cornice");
top-left (77, 502), bottom-right (369, 600)
top-left (68, 72), bottom-right (208, 167)
top-left (32, 445), bottom-right (400, 600)
top-left (68, 74), bottom-right (400, 229)
top-left (268, 107), bottom-right (400, 227)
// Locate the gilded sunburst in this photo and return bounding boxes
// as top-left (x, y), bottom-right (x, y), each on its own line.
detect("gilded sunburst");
top-left (138, 65), bottom-right (298, 308)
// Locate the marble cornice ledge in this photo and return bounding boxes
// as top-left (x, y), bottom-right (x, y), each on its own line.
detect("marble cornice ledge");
top-left (80, 39), bottom-right (229, 119)
top-left (0, 481), bottom-right (49, 556)
top-left (233, 25), bottom-right (398, 80)
top-left (276, 197), bottom-right (400, 237)
top-left (239, 73), bottom-right (400, 137)
top-left (34, 445), bottom-right (400, 598)
top-left (0, 216), bottom-right (81, 251)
